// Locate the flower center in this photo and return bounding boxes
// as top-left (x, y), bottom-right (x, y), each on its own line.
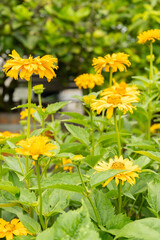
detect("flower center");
top-left (107, 95), bottom-right (121, 105)
top-left (111, 162), bottom-right (125, 170)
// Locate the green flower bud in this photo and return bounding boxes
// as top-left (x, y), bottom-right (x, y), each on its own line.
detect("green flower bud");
top-left (33, 84), bottom-right (44, 94)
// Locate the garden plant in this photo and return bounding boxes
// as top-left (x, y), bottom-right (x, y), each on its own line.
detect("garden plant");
top-left (1, 29), bottom-right (160, 240)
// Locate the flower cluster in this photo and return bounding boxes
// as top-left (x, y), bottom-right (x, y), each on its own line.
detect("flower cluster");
top-left (15, 135), bottom-right (58, 160)
top-left (92, 52), bottom-right (131, 74)
top-left (0, 218), bottom-right (30, 240)
top-left (3, 50), bottom-right (58, 82)
top-left (74, 73), bottom-right (104, 89)
top-left (94, 155), bottom-right (141, 186)
top-left (91, 82), bottom-right (139, 119)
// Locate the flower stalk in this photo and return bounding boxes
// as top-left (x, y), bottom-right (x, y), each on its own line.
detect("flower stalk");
top-left (147, 41), bottom-right (153, 140)
top-left (114, 109), bottom-right (121, 157)
top-left (76, 164), bottom-right (101, 226)
top-left (109, 69), bottom-right (113, 87)
top-left (35, 161), bottom-right (45, 230)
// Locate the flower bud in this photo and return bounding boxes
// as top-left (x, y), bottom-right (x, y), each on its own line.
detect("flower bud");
top-left (33, 84), bottom-right (44, 95)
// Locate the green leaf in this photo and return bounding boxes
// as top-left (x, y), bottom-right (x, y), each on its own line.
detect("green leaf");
top-left (11, 103), bottom-right (36, 110)
top-left (17, 213), bottom-right (41, 234)
top-left (84, 155), bottom-right (102, 167)
top-left (147, 181), bottom-right (160, 217)
top-left (32, 172), bottom-right (85, 194)
top-left (109, 218), bottom-right (160, 240)
top-left (90, 169), bottom-right (126, 188)
top-left (17, 188), bottom-right (37, 207)
top-left (65, 123), bottom-right (90, 146)
top-left (37, 204), bottom-right (101, 240)
top-left (30, 128), bottom-right (45, 137)
top-left (13, 235), bottom-right (35, 240)
top-left (106, 213), bottom-right (131, 230)
top-left (84, 189), bottom-right (115, 225)
top-left (0, 181), bottom-right (19, 195)
top-left (46, 101), bottom-right (70, 114)
top-left (61, 112), bottom-right (85, 119)
top-left (136, 151), bottom-right (160, 163)
top-left (42, 189), bottom-right (71, 217)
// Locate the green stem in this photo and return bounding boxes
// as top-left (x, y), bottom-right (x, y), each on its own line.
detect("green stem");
top-left (38, 94), bottom-right (42, 108)
top-left (77, 165), bottom-right (101, 226)
top-left (27, 79), bottom-right (32, 138)
top-left (109, 69), bottom-right (113, 87)
top-left (118, 181), bottom-right (122, 213)
top-left (90, 109), bottom-right (95, 155)
top-left (147, 42), bottom-right (153, 140)
top-left (35, 161), bottom-right (45, 230)
top-left (114, 109), bottom-right (121, 156)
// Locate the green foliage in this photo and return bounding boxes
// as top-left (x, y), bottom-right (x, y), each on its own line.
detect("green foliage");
top-left (36, 204), bottom-right (101, 240)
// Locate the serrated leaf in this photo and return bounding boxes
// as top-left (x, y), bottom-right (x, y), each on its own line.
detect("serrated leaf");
top-left (109, 218), bottom-right (160, 240)
top-left (135, 151), bottom-right (160, 163)
top-left (65, 123), bottom-right (90, 146)
top-left (11, 103), bottom-right (36, 110)
top-left (46, 101), bottom-right (70, 114)
top-left (90, 169), bottom-right (126, 188)
top-left (0, 181), bottom-right (19, 194)
top-left (42, 189), bottom-right (71, 217)
top-left (17, 213), bottom-right (41, 234)
top-left (29, 128), bottom-right (45, 137)
top-left (61, 111), bottom-right (85, 119)
top-left (84, 155), bottom-right (102, 167)
top-left (147, 181), bottom-right (160, 217)
top-left (37, 204), bottom-right (100, 240)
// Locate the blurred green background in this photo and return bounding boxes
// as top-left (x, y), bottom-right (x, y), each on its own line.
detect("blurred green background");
top-left (1, 0), bottom-right (160, 111)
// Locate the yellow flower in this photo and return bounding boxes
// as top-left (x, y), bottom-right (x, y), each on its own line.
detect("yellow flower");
top-left (83, 94), bottom-right (96, 106)
top-left (15, 135), bottom-right (58, 160)
top-left (91, 93), bottom-right (138, 119)
top-left (150, 123), bottom-right (160, 133)
top-left (101, 82), bottom-right (140, 98)
top-left (94, 155), bottom-right (141, 186)
top-left (0, 218), bottom-right (30, 240)
top-left (3, 50), bottom-right (58, 82)
top-left (92, 53), bottom-right (131, 74)
top-left (62, 158), bottom-right (73, 173)
top-left (74, 73), bottom-right (104, 89)
top-left (137, 29), bottom-right (160, 44)
top-left (20, 108), bottom-right (36, 120)
top-left (0, 132), bottom-right (20, 144)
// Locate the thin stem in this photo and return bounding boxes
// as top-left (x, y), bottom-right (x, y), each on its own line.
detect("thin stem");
top-left (109, 69), bottom-right (113, 87)
top-left (114, 109), bottom-right (121, 156)
top-left (76, 165), bottom-right (101, 226)
top-left (27, 79), bottom-right (32, 138)
top-left (35, 161), bottom-right (45, 230)
top-left (26, 79), bottom-right (32, 189)
top-left (16, 156), bottom-right (28, 188)
top-left (118, 181), bottom-right (122, 213)
top-left (90, 109), bottom-right (95, 155)
top-left (38, 94), bottom-right (42, 108)
top-left (147, 42), bottom-right (153, 140)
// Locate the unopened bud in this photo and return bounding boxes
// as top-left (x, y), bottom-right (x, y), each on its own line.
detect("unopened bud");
top-left (33, 84), bottom-right (44, 94)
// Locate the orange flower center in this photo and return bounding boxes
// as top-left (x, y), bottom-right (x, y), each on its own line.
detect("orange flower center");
top-left (107, 95), bottom-right (122, 105)
top-left (111, 162), bottom-right (125, 170)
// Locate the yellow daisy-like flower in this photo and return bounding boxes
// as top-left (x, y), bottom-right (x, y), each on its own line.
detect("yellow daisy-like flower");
top-left (74, 73), bottom-right (104, 89)
top-left (0, 132), bottom-right (20, 144)
top-left (15, 135), bottom-right (58, 160)
top-left (0, 218), bottom-right (30, 240)
top-left (101, 82), bottom-right (140, 98)
top-left (137, 29), bottom-right (160, 44)
top-left (3, 50), bottom-right (58, 82)
top-left (20, 108), bottom-right (36, 120)
top-left (94, 155), bottom-right (141, 186)
top-left (83, 94), bottom-right (96, 106)
top-left (91, 93), bottom-right (138, 119)
top-left (150, 123), bottom-right (160, 133)
top-left (92, 53), bottom-right (131, 74)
